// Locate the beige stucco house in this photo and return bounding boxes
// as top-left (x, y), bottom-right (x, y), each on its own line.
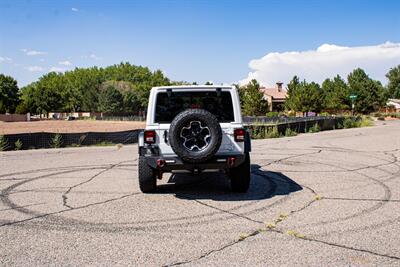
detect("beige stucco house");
top-left (260, 82), bottom-right (288, 112)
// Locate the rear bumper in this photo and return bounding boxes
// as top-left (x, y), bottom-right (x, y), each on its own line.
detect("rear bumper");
top-left (144, 154), bottom-right (246, 172)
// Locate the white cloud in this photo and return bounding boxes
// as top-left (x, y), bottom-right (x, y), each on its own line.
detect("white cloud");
top-left (49, 66), bottom-right (68, 72)
top-left (241, 42), bottom-right (400, 87)
top-left (82, 53), bottom-right (102, 60)
top-left (26, 66), bottom-right (44, 72)
top-left (59, 60), bottom-right (72, 66)
top-left (0, 56), bottom-right (12, 63)
top-left (21, 48), bottom-right (47, 56)
top-left (71, 7), bottom-right (79, 12)
top-left (89, 53), bottom-right (101, 60)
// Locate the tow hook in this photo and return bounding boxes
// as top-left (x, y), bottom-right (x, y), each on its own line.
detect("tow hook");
top-left (227, 157), bottom-right (236, 167)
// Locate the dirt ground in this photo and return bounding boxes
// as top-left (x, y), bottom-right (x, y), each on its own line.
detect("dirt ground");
top-left (0, 120), bottom-right (145, 134)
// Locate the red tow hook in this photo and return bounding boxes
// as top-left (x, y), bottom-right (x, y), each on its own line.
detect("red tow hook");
top-left (157, 159), bottom-right (165, 168)
top-left (227, 157), bottom-right (236, 167)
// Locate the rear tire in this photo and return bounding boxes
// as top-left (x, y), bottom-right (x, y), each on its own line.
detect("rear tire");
top-left (230, 153), bottom-right (251, 193)
top-left (138, 156), bottom-right (157, 193)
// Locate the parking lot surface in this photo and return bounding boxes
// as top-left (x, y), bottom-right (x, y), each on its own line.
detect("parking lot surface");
top-left (1, 121), bottom-right (400, 266)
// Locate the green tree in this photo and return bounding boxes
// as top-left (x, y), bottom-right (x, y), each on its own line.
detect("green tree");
top-left (32, 72), bottom-right (64, 116)
top-left (0, 74), bottom-right (20, 113)
top-left (19, 83), bottom-right (38, 114)
top-left (321, 75), bottom-right (350, 111)
top-left (285, 76), bottom-right (323, 115)
top-left (347, 68), bottom-right (386, 113)
top-left (386, 65), bottom-right (400, 99)
top-left (285, 76), bottom-right (300, 112)
top-left (240, 79), bottom-right (268, 116)
top-left (122, 90), bottom-right (141, 113)
top-left (19, 62), bottom-right (172, 114)
top-left (98, 86), bottom-right (124, 113)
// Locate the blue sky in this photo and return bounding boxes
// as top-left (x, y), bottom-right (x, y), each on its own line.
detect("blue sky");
top-left (1, 0), bottom-right (400, 87)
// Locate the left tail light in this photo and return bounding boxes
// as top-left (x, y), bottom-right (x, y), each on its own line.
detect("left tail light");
top-left (234, 128), bottom-right (246, 142)
top-left (144, 130), bottom-right (156, 144)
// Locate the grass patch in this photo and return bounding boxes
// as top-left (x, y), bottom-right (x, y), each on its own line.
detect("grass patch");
top-left (284, 128), bottom-right (297, 137)
top-left (51, 134), bottom-right (63, 148)
top-left (308, 123), bottom-right (320, 133)
top-left (92, 141), bottom-right (115, 147)
top-left (14, 139), bottom-right (23, 150)
top-left (343, 116), bottom-right (373, 129)
top-left (286, 230), bottom-right (305, 239)
top-left (0, 135), bottom-right (9, 151)
top-left (265, 126), bottom-right (281, 138)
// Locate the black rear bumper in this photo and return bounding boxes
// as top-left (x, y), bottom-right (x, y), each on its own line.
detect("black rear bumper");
top-left (144, 154), bottom-right (246, 172)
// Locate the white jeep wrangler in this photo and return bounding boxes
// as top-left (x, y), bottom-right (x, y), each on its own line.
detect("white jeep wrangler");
top-left (138, 85), bottom-right (251, 193)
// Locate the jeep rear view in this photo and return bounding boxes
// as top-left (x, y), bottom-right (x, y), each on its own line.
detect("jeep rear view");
top-left (138, 85), bottom-right (251, 193)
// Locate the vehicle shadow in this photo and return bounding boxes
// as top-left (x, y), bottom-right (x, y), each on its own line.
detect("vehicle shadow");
top-left (156, 164), bottom-right (302, 201)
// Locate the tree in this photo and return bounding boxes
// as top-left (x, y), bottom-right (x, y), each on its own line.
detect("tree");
top-left (347, 68), bottom-right (386, 113)
top-left (0, 74), bottom-right (20, 113)
top-left (98, 86), bottom-right (124, 113)
top-left (386, 65), bottom-right (400, 99)
top-left (34, 72), bottom-right (64, 116)
top-left (285, 76), bottom-right (300, 112)
top-left (240, 79), bottom-right (268, 116)
top-left (285, 76), bottom-right (323, 115)
top-left (321, 75), bottom-right (350, 111)
top-left (18, 62), bottom-right (172, 114)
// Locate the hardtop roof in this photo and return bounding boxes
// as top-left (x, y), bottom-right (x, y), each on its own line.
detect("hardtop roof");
top-left (151, 85), bottom-right (234, 92)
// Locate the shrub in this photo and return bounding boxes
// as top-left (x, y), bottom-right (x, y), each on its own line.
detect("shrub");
top-left (343, 117), bottom-right (357, 128)
top-left (266, 112), bottom-right (279, 118)
top-left (265, 126), bottom-right (281, 138)
top-left (359, 117), bottom-right (374, 127)
top-left (284, 128), bottom-right (297, 137)
top-left (319, 111), bottom-right (330, 116)
top-left (14, 139), bottom-right (23, 150)
top-left (0, 135), bottom-right (9, 151)
top-left (308, 123), bottom-right (320, 133)
top-left (51, 134), bottom-right (63, 148)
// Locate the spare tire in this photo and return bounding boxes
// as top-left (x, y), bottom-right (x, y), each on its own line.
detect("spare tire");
top-left (168, 109), bottom-right (222, 163)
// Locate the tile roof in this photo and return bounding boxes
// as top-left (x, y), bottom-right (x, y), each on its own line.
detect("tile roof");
top-left (260, 87), bottom-right (287, 100)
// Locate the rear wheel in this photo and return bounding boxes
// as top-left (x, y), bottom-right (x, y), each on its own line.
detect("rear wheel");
top-left (138, 156), bottom-right (157, 193)
top-left (230, 153), bottom-right (251, 193)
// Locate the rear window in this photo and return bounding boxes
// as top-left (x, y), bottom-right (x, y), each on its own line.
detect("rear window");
top-left (154, 91), bottom-right (234, 123)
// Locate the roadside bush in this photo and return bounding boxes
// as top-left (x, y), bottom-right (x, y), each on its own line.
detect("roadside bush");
top-left (284, 128), bottom-right (297, 137)
top-left (359, 117), bottom-right (374, 127)
top-left (265, 126), bottom-right (281, 138)
top-left (266, 112), bottom-right (279, 118)
top-left (308, 123), bottom-right (320, 133)
top-left (319, 111), bottom-right (330, 116)
top-left (51, 134), bottom-right (63, 148)
top-left (0, 135), bottom-right (9, 151)
top-left (14, 139), bottom-right (23, 150)
top-left (343, 117), bottom-right (358, 128)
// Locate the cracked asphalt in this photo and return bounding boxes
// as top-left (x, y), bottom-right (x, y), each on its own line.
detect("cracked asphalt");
top-left (1, 120), bottom-right (400, 266)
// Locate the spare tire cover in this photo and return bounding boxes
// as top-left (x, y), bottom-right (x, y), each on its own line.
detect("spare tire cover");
top-left (168, 109), bottom-right (222, 163)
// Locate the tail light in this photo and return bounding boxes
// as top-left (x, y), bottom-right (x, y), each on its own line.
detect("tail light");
top-left (234, 128), bottom-right (246, 142)
top-left (144, 130), bottom-right (156, 144)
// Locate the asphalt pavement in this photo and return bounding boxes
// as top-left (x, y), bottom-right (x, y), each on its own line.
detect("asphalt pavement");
top-left (1, 120), bottom-right (399, 266)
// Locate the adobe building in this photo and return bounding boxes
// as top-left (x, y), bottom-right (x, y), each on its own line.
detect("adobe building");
top-left (260, 82), bottom-right (288, 112)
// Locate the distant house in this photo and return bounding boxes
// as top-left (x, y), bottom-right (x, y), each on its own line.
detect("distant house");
top-left (260, 82), bottom-right (288, 112)
top-left (387, 99), bottom-right (400, 112)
